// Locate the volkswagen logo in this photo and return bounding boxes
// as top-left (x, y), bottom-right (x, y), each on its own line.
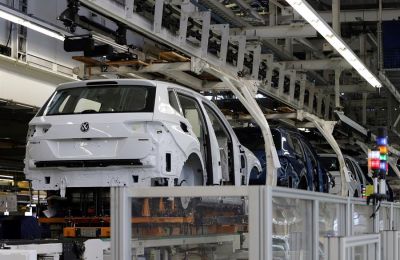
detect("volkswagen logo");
top-left (80, 122), bottom-right (90, 132)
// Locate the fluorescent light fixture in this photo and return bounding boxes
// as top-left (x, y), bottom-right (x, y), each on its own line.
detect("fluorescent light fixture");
top-left (0, 175), bottom-right (13, 179)
top-left (0, 10), bottom-right (65, 41)
top-left (286, 0), bottom-right (382, 88)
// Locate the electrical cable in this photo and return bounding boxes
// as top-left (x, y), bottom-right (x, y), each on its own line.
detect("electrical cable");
top-left (5, 0), bottom-right (14, 48)
top-left (370, 200), bottom-right (381, 219)
top-left (5, 23), bottom-right (12, 47)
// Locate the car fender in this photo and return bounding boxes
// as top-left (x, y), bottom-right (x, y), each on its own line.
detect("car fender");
top-left (180, 149), bottom-right (206, 185)
top-left (242, 146), bottom-right (262, 180)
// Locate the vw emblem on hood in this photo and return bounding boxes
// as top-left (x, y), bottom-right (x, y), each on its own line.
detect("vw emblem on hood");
top-left (80, 122), bottom-right (90, 132)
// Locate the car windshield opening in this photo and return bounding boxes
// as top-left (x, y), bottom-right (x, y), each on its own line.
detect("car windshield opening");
top-left (320, 157), bottom-right (340, 171)
top-left (44, 85), bottom-right (156, 116)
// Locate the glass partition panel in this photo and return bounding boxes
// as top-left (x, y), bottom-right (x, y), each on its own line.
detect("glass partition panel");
top-left (379, 206), bottom-right (391, 231)
top-left (320, 202), bottom-right (346, 258)
top-left (346, 244), bottom-right (378, 260)
top-left (131, 196), bottom-right (249, 259)
top-left (272, 197), bottom-right (313, 260)
top-left (353, 204), bottom-right (373, 235)
top-left (393, 208), bottom-right (400, 230)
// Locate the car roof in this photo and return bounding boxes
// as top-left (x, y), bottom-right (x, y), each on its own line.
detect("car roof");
top-left (55, 79), bottom-right (201, 96)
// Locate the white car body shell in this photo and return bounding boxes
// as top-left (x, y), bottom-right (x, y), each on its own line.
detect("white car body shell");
top-left (319, 153), bottom-right (366, 197)
top-left (24, 79), bottom-right (261, 191)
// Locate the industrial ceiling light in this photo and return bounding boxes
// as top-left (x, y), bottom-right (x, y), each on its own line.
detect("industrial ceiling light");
top-left (0, 10), bottom-right (65, 41)
top-left (286, 0), bottom-right (382, 88)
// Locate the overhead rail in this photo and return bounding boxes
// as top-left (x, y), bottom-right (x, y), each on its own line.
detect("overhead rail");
top-left (78, 0), bottom-right (335, 114)
top-left (1, 0), bottom-right (398, 186)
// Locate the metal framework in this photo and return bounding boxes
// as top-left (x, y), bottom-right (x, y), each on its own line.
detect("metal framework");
top-left (381, 231), bottom-right (400, 260)
top-left (110, 185), bottom-right (400, 260)
top-left (1, 0), bottom-right (398, 186)
top-left (326, 234), bottom-right (381, 260)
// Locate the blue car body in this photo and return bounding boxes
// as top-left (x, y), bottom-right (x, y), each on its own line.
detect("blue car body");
top-left (235, 127), bottom-right (329, 192)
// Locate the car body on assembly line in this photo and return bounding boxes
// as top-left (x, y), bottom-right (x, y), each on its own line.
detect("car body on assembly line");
top-left (234, 126), bottom-right (330, 192)
top-left (24, 79), bottom-right (261, 193)
top-left (319, 154), bottom-right (367, 197)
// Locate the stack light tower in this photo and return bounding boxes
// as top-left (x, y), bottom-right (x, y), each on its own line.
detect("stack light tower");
top-left (368, 128), bottom-right (388, 202)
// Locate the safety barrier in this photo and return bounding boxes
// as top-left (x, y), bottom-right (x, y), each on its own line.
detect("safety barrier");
top-left (110, 186), bottom-right (400, 260)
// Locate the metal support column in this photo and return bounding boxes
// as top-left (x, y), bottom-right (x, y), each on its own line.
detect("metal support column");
top-left (111, 187), bottom-right (132, 260)
top-left (210, 24), bottom-right (229, 65)
top-left (381, 231), bottom-right (398, 260)
top-left (234, 36), bottom-right (247, 73)
top-left (308, 88), bottom-right (315, 112)
top-left (362, 93), bottom-right (368, 125)
top-left (360, 33), bottom-right (366, 63)
top-left (378, 0), bottom-right (383, 71)
top-left (288, 70), bottom-right (296, 102)
top-left (388, 95), bottom-right (393, 127)
top-left (248, 186), bottom-right (262, 260)
top-left (325, 96), bottom-right (331, 120)
top-left (251, 44), bottom-right (262, 80)
top-left (264, 186), bottom-right (272, 260)
top-left (334, 69), bottom-right (342, 109)
top-left (125, 0), bottom-right (134, 18)
top-left (332, 0), bottom-right (341, 36)
top-left (317, 92), bottom-right (323, 117)
top-left (153, 0), bottom-right (164, 33)
top-left (313, 200), bottom-right (319, 260)
top-left (299, 73), bottom-right (307, 109)
top-left (277, 64), bottom-right (285, 96)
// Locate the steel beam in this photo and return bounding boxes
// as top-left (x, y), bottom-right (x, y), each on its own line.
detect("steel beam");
top-left (139, 62), bottom-right (191, 73)
top-left (285, 59), bottom-right (351, 70)
top-left (379, 72), bottom-right (400, 104)
top-left (162, 71), bottom-right (204, 90)
top-left (319, 8), bottom-right (400, 23)
top-left (316, 84), bottom-right (375, 94)
top-left (242, 24), bottom-right (317, 39)
top-left (231, 0), bottom-right (265, 24)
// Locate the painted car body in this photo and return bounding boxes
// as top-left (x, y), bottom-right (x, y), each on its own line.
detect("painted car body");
top-left (319, 154), bottom-right (367, 197)
top-left (24, 79), bottom-right (261, 191)
top-left (234, 126), bottom-right (330, 192)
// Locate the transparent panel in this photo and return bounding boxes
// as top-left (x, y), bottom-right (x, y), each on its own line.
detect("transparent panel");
top-left (353, 204), bottom-right (373, 235)
top-left (131, 196), bottom-right (249, 259)
top-left (272, 197), bottom-right (313, 260)
top-left (319, 202), bottom-right (346, 258)
top-left (394, 208), bottom-right (400, 230)
top-left (379, 206), bottom-right (391, 231)
top-left (346, 244), bottom-right (377, 260)
top-left (353, 245), bottom-right (368, 260)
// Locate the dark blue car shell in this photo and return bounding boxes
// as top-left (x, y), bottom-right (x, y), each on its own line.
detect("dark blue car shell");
top-left (235, 127), bottom-right (329, 192)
